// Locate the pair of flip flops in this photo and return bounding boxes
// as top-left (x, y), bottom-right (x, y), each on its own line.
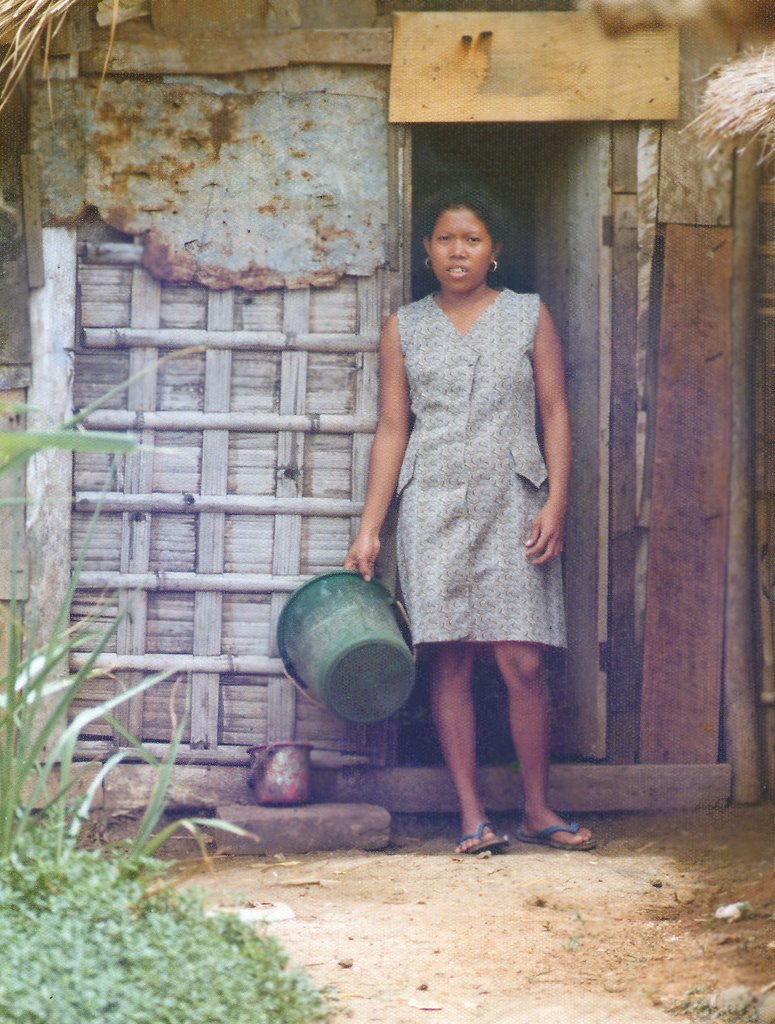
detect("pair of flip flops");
top-left (514, 820), bottom-right (596, 851)
top-left (456, 820), bottom-right (510, 855)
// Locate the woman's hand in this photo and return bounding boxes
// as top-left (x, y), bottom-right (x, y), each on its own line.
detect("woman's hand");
top-left (525, 500), bottom-right (565, 565)
top-left (344, 530), bottom-right (381, 581)
top-left (341, 313), bottom-right (409, 584)
top-left (532, 303), bottom-right (572, 564)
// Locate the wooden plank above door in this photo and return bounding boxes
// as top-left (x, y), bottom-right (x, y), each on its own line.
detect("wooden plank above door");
top-left (389, 12), bottom-right (679, 123)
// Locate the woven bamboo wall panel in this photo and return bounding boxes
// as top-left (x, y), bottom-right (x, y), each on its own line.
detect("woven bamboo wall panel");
top-left (300, 518), bottom-right (352, 575)
top-left (70, 673), bottom-right (115, 740)
top-left (306, 353), bottom-right (358, 413)
top-left (151, 432), bottom-right (201, 492)
top-left (221, 595), bottom-right (273, 656)
top-left (73, 353), bottom-right (130, 408)
top-left (303, 434), bottom-right (353, 498)
top-left (146, 593), bottom-right (195, 654)
top-left (72, 513), bottom-right (123, 571)
top-left (70, 595), bottom-right (119, 653)
top-left (159, 285), bottom-right (208, 328)
top-left (78, 265), bottom-right (133, 326)
top-left (223, 518), bottom-right (274, 573)
top-left (149, 515), bottom-right (197, 572)
top-left (73, 452), bottom-right (120, 491)
top-left (69, 588), bottom-right (118, 738)
top-left (227, 433), bottom-right (278, 495)
top-left (220, 677), bottom-right (270, 747)
top-left (230, 353), bottom-right (281, 411)
top-left (308, 280), bottom-right (358, 332)
top-left (157, 355), bottom-right (206, 410)
top-left (141, 679), bottom-right (191, 743)
top-left (72, 251), bottom-right (384, 761)
top-left (234, 291), bottom-right (284, 331)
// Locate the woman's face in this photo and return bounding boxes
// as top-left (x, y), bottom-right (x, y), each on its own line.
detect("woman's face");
top-left (423, 206), bottom-right (501, 293)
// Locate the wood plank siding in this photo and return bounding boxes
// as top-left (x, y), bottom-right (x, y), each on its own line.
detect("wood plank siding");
top-left (71, 249), bottom-right (387, 763)
top-left (639, 225), bottom-right (733, 764)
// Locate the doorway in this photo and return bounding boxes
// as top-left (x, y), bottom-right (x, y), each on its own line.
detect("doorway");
top-left (396, 122), bottom-right (611, 767)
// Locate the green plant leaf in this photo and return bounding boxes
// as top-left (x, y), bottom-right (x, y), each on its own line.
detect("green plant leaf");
top-left (0, 429), bottom-right (137, 456)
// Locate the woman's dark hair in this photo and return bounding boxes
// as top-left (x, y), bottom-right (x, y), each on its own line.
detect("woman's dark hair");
top-left (416, 184), bottom-right (510, 245)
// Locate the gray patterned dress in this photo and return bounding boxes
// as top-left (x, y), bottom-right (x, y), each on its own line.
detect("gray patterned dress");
top-left (395, 289), bottom-right (566, 647)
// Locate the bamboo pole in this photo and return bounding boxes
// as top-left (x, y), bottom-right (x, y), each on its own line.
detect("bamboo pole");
top-left (77, 570), bottom-right (312, 593)
top-left (70, 652), bottom-right (285, 675)
top-left (83, 410), bottom-right (377, 434)
top-left (72, 740), bottom-right (371, 768)
top-left (82, 328), bottom-right (380, 352)
top-left (81, 241), bottom-right (145, 264)
top-left (74, 493), bottom-right (364, 516)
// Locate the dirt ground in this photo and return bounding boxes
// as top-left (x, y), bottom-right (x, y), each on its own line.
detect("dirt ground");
top-left (181, 805), bottom-right (774, 1024)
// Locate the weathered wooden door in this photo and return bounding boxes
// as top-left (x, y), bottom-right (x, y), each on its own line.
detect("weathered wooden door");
top-left (534, 124), bottom-right (612, 761)
top-left (70, 246), bottom-right (390, 765)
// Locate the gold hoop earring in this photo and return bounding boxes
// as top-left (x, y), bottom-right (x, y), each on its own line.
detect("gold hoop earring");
top-left (424, 256), bottom-right (432, 269)
top-left (490, 259), bottom-right (498, 272)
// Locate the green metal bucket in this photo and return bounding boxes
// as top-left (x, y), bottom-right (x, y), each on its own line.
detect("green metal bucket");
top-left (277, 570), bottom-right (414, 724)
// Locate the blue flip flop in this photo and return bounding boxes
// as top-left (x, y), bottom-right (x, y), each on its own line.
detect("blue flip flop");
top-left (515, 820), bottom-right (596, 851)
top-left (456, 820), bottom-right (510, 855)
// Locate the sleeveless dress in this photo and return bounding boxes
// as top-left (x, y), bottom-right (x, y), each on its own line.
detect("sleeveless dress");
top-left (395, 289), bottom-right (566, 647)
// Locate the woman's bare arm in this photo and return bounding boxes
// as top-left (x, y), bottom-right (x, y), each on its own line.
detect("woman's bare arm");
top-left (344, 313), bottom-right (411, 580)
top-left (525, 302), bottom-right (572, 566)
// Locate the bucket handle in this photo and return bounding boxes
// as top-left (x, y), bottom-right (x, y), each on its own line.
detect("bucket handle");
top-left (392, 598), bottom-right (416, 661)
top-left (280, 660), bottom-right (330, 710)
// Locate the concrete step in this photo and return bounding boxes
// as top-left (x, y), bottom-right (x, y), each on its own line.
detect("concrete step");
top-left (213, 801), bottom-right (391, 855)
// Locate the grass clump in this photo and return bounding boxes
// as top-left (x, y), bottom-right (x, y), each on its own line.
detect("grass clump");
top-left (0, 821), bottom-right (333, 1024)
top-left (0, 381), bottom-right (334, 1023)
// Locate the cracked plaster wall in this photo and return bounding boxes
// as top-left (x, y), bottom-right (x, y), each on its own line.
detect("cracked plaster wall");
top-left (31, 67), bottom-right (389, 289)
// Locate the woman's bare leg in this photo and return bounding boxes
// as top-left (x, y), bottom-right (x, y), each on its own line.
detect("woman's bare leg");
top-left (427, 641), bottom-right (501, 852)
top-left (493, 641), bottom-right (593, 848)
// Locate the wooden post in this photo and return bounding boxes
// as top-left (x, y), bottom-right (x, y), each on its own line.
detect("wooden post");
top-left (563, 125), bottom-right (611, 760)
top-left (755, 168), bottom-right (775, 796)
top-left (534, 124), bottom-right (610, 760)
top-left (723, 144), bottom-right (761, 802)
top-left (607, 190), bottom-right (640, 762)
top-left (26, 229), bottom-right (76, 652)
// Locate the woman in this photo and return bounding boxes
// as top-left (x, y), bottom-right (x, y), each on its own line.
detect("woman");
top-left (344, 186), bottom-right (594, 854)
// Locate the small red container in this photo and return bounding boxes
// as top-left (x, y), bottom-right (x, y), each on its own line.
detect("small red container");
top-left (247, 741), bottom-right (312, 806)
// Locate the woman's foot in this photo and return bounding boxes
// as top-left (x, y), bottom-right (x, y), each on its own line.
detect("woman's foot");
top-left (455, 820), bottom-right (510, 855)
top-left (517, 810), bottom-right (595, 850)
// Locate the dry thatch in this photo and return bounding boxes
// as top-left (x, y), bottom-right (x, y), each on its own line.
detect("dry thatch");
top-left (691, 47), bottom-right (775, 156)
top-left (0, 0), bottom-right (119, 113)
top-left (579, 0), bottom-right (775, 38)
top-left (579, 0), bottom-right (775, 154)
top-left (1, 0), bottom-right (81, 107)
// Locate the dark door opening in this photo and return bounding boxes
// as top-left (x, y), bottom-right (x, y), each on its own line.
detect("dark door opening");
top-left (396, 123), bottom-right (571, 768)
